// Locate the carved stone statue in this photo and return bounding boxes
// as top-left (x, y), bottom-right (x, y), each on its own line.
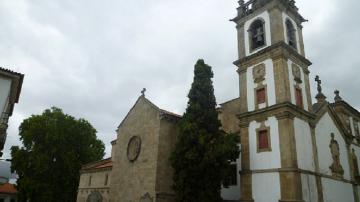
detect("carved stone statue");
top-left (329, 133), bottom-right (344, 178)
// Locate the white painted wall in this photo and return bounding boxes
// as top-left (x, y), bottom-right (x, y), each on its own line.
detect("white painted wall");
top-left (0, 77), bottom-right (11, 114)
top-left (221, 152), bottom-right (241, 200)
top-left (249, 116), bottom-right (281, 170)
top-left (315, 112), bottom-right (351, 180)
top-left (322, 177), bottom-right (354, 202)
top-left (288, 60), bottom-right (309, 111)
top-left (301, 174), bottom-right (318, 202)
top-left (246, 59), bottom-right (276, 112)
top-left (282, 12), bottom-right (301, 53)
top-left (244, 11), bottom-right (272, 56)
top-left (252, 173), bottom-right (280, 202)
top-left (294, 118), bottom-right (315, 171)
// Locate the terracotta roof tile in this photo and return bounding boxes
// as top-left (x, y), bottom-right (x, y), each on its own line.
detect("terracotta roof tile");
top-left (0, 183), bottom-right (17, 194)
top-left (82, 158), bottom-right (112, 171)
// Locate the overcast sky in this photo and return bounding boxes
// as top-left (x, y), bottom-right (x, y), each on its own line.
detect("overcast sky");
top-left (0, 0), bottom-right (359, 159)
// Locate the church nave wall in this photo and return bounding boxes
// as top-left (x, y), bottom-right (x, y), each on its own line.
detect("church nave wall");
top-left (322, 177), bottom-right (354, 202)
top-left (315, 112), bottom-right (351, 181)
top-left (252, 172), bottom-right (280, 202)
top-left (301, 174), bottom-right (318, 202)
top-left (294, 118), bottom-right (315, 171)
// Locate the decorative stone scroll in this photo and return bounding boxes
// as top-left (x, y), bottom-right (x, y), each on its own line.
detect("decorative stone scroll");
top-left (253, 63), bottom-right (266, 83)
top-left (140, 193), bottom-right (153, 202)
top-left (127, 136), bottom-right (141, 162)
top-left (292, 63), bottom-right (302, 83)
top-left (329, 133), bottom-right (344, 178)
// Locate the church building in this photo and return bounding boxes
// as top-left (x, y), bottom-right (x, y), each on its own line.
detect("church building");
top-left (77, 0), bottom-right (360, 201)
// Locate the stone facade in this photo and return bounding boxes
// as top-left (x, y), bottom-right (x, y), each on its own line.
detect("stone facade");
top-left (77, 158), bottom-right (112, 202)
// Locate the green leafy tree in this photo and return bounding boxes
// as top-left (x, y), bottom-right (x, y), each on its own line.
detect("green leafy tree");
top-left (170, 59), bottom-right (240, 202)
top-left (11, 107), bottom-right (105, 202)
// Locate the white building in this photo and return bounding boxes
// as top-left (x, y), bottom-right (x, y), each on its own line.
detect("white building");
top-left (0, 67), bottom-right (23, 157)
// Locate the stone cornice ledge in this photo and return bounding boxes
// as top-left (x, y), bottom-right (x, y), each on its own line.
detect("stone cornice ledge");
top-left (234, 41), bottom-right (312, 69)
top-left (237, 102), bottom-right (316, 125)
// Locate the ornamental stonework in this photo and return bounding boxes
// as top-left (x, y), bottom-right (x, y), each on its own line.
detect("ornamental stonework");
top-left (127, 136), bottom-right (141, 162)
top-left (329, 133), bottom-right (344, 178)
top-left (292, 63), bottom-right (302, 83)
top-left (253, 63), bottom-right (266, 83)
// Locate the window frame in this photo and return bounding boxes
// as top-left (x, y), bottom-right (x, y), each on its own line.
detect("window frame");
top-left (248, 18), bottom-right (267, 52)
top-left (285, 18), bottom-right (297, 50)
top-left (254, 85), bottom-right (268, 110)
top-left (256, 126), bottom-right (272, 153)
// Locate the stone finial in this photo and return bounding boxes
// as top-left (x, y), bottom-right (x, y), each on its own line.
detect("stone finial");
top-left (315, 75), bottom-right (327, 103)
top-left (334, 90), bottom-right (343, 102)
top-left (141, 88), bottom-right (146, 97)
top-left (238, 0), bottom-right (245, 6)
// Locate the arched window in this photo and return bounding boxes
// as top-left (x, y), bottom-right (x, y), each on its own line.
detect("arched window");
top-left (249, 19), bottom-right (266, 51)
top-left (87, 191), bottom-right (103, 202)
top-left (286, 19), bottom-right (297, 49)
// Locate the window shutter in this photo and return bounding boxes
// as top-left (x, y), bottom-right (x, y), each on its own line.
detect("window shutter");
top-left (258, 130), bottom-right (269, 149)
top-left (296, 88), bottom-right (303, 108)
top-left (256, 88), bottom-right (266, 104)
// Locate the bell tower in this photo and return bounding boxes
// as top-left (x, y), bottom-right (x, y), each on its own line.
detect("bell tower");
top-left (232, 0), bottom-right (317, 201)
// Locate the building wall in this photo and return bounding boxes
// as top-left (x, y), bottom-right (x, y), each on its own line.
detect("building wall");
top-left (322, 177), bottom-right (354, 202)
top-left (315, 112), bottom-right (351, 180)
top-left (301, 174), bottom-right (318, 202)
top-left (244, 11), bottom-right (272, 56)
top-left (294, 118), bottom-right (314, 171)
top-left (155, 119), bottom-right (178, 202)
top-left (249, 116), bottom-right (281, 170)
top-left (0, 77), bottom-right (11, 113)
top-left (219, 98), bottom-right (240, 134)
top-left (246, 59), bottom-right (276, 112)
top-left (77, 169), bottom-right (111, 202)
top-left (109, 98), bottom-right (160, 202)
top-left (252, 172), bottom-right (280, 202)
top-left (287, 60), bottom-right (309, 111)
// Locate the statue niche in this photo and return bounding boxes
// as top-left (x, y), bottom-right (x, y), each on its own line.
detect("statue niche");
top-left (329, 133), bottom-right (344, 178)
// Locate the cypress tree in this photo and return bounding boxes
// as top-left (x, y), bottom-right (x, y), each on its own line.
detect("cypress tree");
top-left (170, 59), bottom-right (240, 202)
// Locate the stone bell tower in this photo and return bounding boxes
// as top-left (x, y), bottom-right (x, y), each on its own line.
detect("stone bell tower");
top-left (232, 0), bottom-right (317, 201)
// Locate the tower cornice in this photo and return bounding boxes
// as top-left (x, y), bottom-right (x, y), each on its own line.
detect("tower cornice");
top-left (234, 41), bottom-right (311, 69)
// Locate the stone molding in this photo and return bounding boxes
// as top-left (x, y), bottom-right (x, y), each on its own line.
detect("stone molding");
top-left (237, 102), bottom-right (315, 125)
top-left (234, 41), bottom-right (311, 70)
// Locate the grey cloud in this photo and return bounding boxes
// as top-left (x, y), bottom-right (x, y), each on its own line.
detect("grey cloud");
top-left (0, 0), bottom-right (359, 158)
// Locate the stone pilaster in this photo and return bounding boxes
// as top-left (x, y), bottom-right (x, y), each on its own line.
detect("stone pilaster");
top-left (237, 23), bottom-right (246, 59)
top-left (310, 123), bottom-right (324, 202)
top-left (276, 112), bottom-right (304, 202)
top-left (272, 56), bottom-right (291, 104)
top-left (269, 6), bottom-right (285, 44)
top-left (239, 121), bottom-right (254, 202)
top-left (303, 69), bottom-right (313, 112)
top-left (238, 67), bottom-right (248, 113)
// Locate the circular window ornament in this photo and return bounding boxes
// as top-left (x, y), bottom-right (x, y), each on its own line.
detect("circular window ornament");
top-left (127, 136), bottom-right (141, 162)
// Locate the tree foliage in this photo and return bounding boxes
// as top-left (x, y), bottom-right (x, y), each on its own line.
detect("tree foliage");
top-left (170, 60), bottom-right (240, 202)
top-left (11, 107), bottom-right (105, 202)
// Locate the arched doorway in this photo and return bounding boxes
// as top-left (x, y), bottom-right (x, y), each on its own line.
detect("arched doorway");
top-left (87, 191), bottom-right (103, 202)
